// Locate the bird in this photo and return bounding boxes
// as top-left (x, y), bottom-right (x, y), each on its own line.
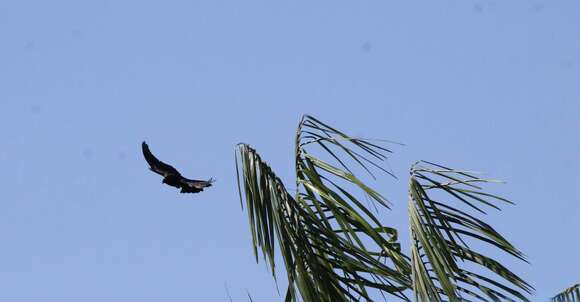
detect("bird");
top-left (141, 141), bottom-right (214, 193)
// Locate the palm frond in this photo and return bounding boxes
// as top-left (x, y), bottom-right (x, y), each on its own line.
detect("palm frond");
top-left (552, 284), bottom-right (580, 302)
top-left (236, 115), bottom-right (412, 302)
top-left (408, 161), bottom-right (533, 302)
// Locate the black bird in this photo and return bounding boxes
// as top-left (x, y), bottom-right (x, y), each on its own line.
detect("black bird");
top-left (142, 141), bottom-right (214, 193)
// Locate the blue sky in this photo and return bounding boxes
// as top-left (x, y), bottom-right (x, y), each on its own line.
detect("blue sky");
top-left (1, 0), bottom-right (579, 301)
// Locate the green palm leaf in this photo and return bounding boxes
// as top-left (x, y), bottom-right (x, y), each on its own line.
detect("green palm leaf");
top-left (236, 115), bottom-right (412, 301)
top-left (552, 284), bottom-right (580, 302)
top-left (408, 161), bottom-right (533, 302)
top-left (236, 115), bottom-right (534, 302)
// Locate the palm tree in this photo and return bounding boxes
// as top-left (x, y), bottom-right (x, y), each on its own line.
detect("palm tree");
top-left (552, 284), bottom-right (580, 302)
top-left (235, 115), bottom-right (534, 301)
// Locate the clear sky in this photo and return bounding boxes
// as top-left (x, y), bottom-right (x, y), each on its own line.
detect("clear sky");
top-left (1, 0), bottom-right (579, 301)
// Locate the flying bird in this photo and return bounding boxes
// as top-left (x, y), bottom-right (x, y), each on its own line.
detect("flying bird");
top-left (142, 141), bottom-right (214, 193)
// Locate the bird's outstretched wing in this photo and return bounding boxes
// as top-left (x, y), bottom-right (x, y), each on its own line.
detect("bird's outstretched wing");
top-left (179, 178), bottom-right (215, 193)
top-left (142, 141), bottom-right (181, 177)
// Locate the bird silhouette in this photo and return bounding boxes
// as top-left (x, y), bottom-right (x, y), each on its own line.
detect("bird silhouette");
top-left (142, 141), bottom-right (214, 193)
